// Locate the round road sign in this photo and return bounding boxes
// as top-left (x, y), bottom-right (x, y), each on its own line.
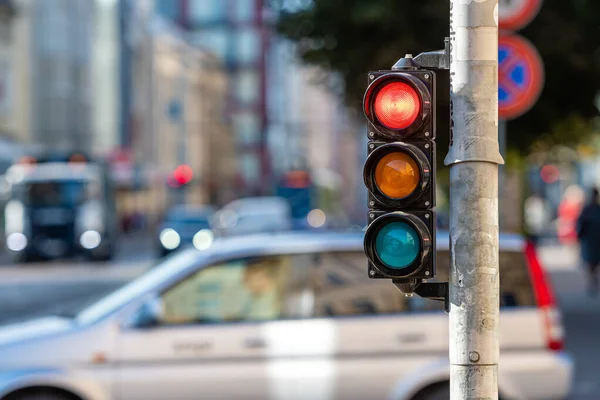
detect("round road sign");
top-left (498, 34), bottom-right (544, 121)
top-left (499, 0), bottom-right (542, 31)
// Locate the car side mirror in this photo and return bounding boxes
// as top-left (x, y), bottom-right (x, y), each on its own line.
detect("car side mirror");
top-left (131, 295), bottom-right (164, 329)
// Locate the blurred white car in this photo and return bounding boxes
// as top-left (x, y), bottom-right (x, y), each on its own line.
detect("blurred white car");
top-left (212, 196), bottom-right (292, 237)
top-left (0, 232), bottom-right (572, 400)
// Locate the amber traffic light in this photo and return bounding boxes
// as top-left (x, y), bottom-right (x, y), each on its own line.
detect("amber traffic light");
top-left (374, 152), bottom-right (420, 199)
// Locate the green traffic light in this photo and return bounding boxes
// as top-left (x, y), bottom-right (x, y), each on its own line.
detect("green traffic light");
top-left (375, 221), bottom-right (420, 269)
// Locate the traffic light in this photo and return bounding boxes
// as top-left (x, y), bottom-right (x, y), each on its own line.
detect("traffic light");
top-left (363, 57), bottom-right (436, 285)
top-left (168, 164), bottom-right (193, 188)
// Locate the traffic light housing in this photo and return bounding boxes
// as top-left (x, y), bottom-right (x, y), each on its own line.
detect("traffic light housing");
top-left (363, 58), bottom-right (437, 284)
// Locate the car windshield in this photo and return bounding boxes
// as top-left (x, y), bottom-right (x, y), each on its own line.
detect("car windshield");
top-left (166, 210), bottom-right (212, 225)
top-left (15, 179), bottom-right (89, 207)
top-left (168, 217), bottom-right (211, 228)
top-left (75, 249), bottom-right (203, 325)
top-left (237, 213), bottom-right (287, 227)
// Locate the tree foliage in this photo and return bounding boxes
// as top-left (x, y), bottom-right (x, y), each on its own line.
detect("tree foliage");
top-left (277, 0), bottom-right (600, 153)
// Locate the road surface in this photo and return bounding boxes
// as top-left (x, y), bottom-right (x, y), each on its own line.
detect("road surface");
top-left (538, 244), bottom-right (600, 400)
top-left (0, 232), bottom-right (154, 324)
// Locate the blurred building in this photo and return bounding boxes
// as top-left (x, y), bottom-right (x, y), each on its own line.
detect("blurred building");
top-left (1, 0), bottom-right (94, 153)
top-left (3, 0), bottom-right (29, 147)
top-left (153, 0), bottom-right (364, 224)
top-left (0, 0), bottom-right (25, 172)
top-left (126, 6), bottom-right (237, 221)
top-left (154, 0), bottom-right (271, 194)
top-left (92, 0), bottom-right (120, 154)
top-left (0, 1), bottom-right (15, 139)
top-left (267, 45), bottom-right (364, 225)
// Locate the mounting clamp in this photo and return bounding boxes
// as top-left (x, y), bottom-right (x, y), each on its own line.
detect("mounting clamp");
top-left (392, 37), bottom-right (450, 71)
top-left (392, 279), bottom-right (450, 313)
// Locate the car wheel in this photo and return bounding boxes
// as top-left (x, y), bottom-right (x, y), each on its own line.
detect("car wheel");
top-left (17, 395), bottom-right (69, 400)
top-left (414, 383), bottom-right (449, 400)
top-left (6, 389), bottom-right (74, 400)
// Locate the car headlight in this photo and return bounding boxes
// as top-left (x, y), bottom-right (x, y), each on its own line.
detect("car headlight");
top-left (6, 232), bottom-right (27, 252)
top-left (193, 229), bottom-right (214, 250)
top-left (80, 230), bottom-right (102, 250)
top-left (160, 228), bottom-right (180, 250)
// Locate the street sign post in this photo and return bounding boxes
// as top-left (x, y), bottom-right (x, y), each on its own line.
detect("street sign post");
top-left (498, 34), bottom-right (544, 121)
top-left (498, 0), bottom-right (544, 231)
top-left (499, 0), bottom-right (542, 31)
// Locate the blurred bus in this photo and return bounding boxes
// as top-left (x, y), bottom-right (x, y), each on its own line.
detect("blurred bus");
top-left (2, 152), bottom-right (118, 263)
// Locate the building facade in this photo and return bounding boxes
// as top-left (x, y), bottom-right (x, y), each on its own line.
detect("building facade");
top-left (5, 0), bottom-right (95, 153)
top-left (155, 0), bottom-right (271, 194)
top-left (0, 1), bottom-right (14, 140)
top-left (126, 6), bottom-right (237, 219)
top-left (92, 0), bottom-right (120, 154)
top-left (3, 0), bottom-right (31, 147)
top-left (31, 0), bottom-right (94, 151)
top-left (153, 0), bottom-right (365, 223)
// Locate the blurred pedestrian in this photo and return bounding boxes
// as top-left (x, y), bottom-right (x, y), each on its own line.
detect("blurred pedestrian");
top-left (576, 187), bottom-right (600, 296)
top-left (558, 185), bottom-right (585, 245)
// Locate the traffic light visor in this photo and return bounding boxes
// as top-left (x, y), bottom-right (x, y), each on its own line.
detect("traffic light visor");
top-left (375, 221), bottom-right (421, 269)
top-left (375, 152), bottom-right (420, 199)
top-left (374, 82), bottom-right (420, 130)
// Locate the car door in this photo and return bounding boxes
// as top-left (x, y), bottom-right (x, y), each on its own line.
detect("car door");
top-left (114, 253), bottom-right (310, 400)
top-left (308, 251), bottom-right (449, 400)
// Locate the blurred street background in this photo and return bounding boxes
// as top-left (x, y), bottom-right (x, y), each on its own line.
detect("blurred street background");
top-left (0, 0), bottom-right (598, 242)
top-left (0, 0), bottom-right (598, 399)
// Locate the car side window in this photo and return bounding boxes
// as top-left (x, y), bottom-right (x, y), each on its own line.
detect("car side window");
top-left (309, 249), bottom-right (538, 316)
top-left (408, 249), bottom-right (536, 312)
top-left (312, 251), bottom-right (411, 317)
top-left (158, 254), bottom-right (314, 325)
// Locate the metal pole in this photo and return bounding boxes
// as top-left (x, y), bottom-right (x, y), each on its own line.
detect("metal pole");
top-left (177, 49), bottom-right (188, 205)
top-left (499, 120), bottom-right (507, 230)
top-left (446, 0), bottom-right (504, 398)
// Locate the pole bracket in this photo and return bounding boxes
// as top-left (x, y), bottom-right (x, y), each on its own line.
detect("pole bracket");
top-left (392, 279), bottom-right (450, 313)
top-left (392, 37), bottom-right (450, 71)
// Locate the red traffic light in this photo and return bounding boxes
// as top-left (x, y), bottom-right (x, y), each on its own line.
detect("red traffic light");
top-left (171, 164), bottom-right (193, 187)
top-left (363, 72), bottom-right (432, 140)
top-left (374, 82), bottom-right (421, 130)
